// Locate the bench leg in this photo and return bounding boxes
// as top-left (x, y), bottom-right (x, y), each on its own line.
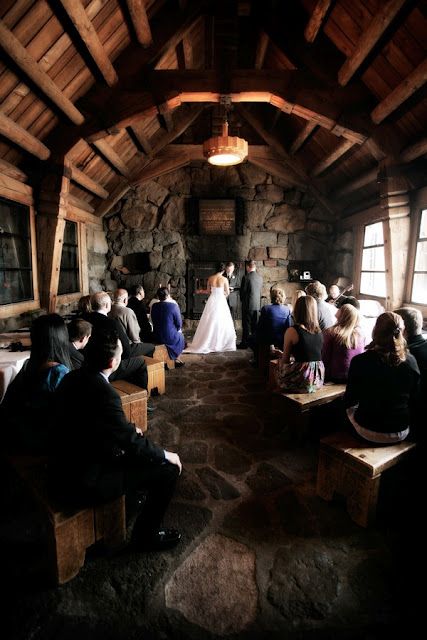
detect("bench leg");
top-left (317, 450), bottom-right (339, 501)
top-left (95, 496), bottom-right (126, 549)
top-left (49, 509), bottom-right (95, 584)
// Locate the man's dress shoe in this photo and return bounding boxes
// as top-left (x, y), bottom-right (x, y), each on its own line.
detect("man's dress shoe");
top-left (136, 528), bottom-right (181, 551)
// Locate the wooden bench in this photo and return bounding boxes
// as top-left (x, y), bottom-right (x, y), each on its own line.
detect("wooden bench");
top-left (317, 432), bottom-right (416, 527)
top-left (8, 455), bottom-right (126, 584)
top-left (153, 344), bottom-right (175, 370)
top-left (269, 359), bottom-right (346, 437)
top-left (111, 380), bottom-right (147, 433)
top-left (143, 356), bottom-right (166, 396)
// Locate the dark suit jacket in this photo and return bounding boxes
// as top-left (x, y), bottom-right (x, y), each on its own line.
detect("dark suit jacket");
top-left (49, 369), bottom-right (165, 502)
top-left (256, 303), bottom-right (292, 348)
top-left (222, 271), bottom-right (241, 308)
top-left (86, 311), bottom-right (149, 359)
top-left (69, 342), bottom-right (84, 370)
top-left (127, 296), bottom-right (153, 342)
top-left (240, 271), bottom-right (263, 311)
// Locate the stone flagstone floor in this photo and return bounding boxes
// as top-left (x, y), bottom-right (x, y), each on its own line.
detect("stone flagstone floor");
top-left (1, 350), bottom-right (420, 639)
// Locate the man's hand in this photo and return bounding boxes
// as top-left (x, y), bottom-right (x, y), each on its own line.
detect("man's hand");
top-left (164, 450), bottom-right (182, 474)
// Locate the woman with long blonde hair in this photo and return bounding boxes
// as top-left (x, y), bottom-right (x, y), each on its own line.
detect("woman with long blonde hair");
top-left (344, 312), bottom-right (420, 443)
top-left (322, 304), bottom-right (365, 382)
top-left (275, 295), bottom-right (324, 393)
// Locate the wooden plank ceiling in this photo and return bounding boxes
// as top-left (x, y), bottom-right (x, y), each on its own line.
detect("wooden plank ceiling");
top-left (0, 0), bottom-right (426, 217)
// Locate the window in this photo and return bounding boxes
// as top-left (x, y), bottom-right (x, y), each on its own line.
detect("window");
top-left (58, 220), bottom-right (80, 295)
top-left (360, 221), bottom-right (386, 297)
top-left (410, 209), bottom-right (427, 305)
top-left (0, 197), bottom-right (34, 305)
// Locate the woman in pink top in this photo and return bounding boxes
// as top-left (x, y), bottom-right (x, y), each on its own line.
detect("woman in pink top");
top-left (322, 304), bottom-right (365, 382)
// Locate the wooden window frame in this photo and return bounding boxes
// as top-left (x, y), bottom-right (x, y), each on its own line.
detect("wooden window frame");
top-left (0, 187), bottom-right (40, 319)
top-left (404, 187), bottom-right (427, 318)
top-left (353, 221), bottom-right (387, 306)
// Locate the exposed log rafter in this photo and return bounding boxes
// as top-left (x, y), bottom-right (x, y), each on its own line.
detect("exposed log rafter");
top-left (0, 19), bottom-right (85, 125)
top-left (92, 139), bottom-right (132, 178)
top-left (304, 0), bottom-right (332, 44)
top-left (125, 0), bottom-right (153, 47)
top-left (311, 138), bottom-right (355, 177)
top-left (371, 58), bottom-right (427, 124)
top-left (59, 0), bottom-right (119, 87)
top-left (338, 0), bottom-right (409, 87)
top-left (0, 111), bottom-right (51, 160)
top-left (290, 121), bottom-right (317, 154)
top-left (70, 164), bottom-right (109, 199)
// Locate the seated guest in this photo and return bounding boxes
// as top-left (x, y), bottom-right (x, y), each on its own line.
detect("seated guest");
top-left (345, 312), bottom-right (420, 444)
top-left (274, 295), bottom-right (324, 393)
top-left (68, 318), bottom-right (92, 369)
top-left (49, 331), bottom-right (182, 551)
top-left (127, 285), bottom-right (154, 343)
top-left (1, 314), bottom-right (72, 453)
top-left (305, 281), bottom-right (336, 329)
top-left (87, 292), bottom-right (151, 398)
top-left (335, 295), bottom-right (360, 310)
top-left (149, 283), bottom-right (178, 315)
top-left (77, 294), bottom-right (92, 318)
top-left (326, 284), bottom-right (341, 304)
top-left (250, 287), bottom-right (292, 365)
top-left (290, 289), bottom-right (306, 314)
top-left (151, 287), bottom-right (185, 367)
top-left (109, 288), bottom-right (142, 344)
top-left (322, 304), bottom-right (365, 382)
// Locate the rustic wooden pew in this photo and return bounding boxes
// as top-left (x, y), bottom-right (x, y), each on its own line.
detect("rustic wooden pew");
top-left (317, 432), bottom-right (417, 527)
top-left (143, 356), bottom-right (166, 396)
top-left (111, 380), bottom-right (147, 432)
top-left (153, 344), bottom-right (175, 370)
top-left (269, 359), bottom-right (346, 437)
top-left (8, 455), bottom-right (125, 585)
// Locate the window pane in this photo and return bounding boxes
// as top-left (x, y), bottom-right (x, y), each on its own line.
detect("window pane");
top-left (58, 220), bottom-right (79, 295)
top-left (360, 271), bottom-right (386, 297)
top-left (364, 222), bottom-right (383, 247)
top-left (411, 273), bottom-right (427, 305)
top-left (362, 247), bottom-right (385, 271)
top-left (414, 240), bottom-right (427, 271)
top-left (420, 210), bottom-right (427, 239)
top-left (0, 198), bottom-right (34, 305)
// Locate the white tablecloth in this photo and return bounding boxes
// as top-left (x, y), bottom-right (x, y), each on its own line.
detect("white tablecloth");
top-left (0, 351), bottom-right (30, 403)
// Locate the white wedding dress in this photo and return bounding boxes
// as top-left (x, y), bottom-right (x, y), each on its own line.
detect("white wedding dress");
top-left (185, 286), bottom-right (236, 353)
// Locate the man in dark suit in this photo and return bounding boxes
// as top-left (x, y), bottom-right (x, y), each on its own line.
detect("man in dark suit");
top-left (127, 285), bottom-right (154, 343)
top-left (68, 317), bottom-right (92, 369)
top-left (49, 330), bottom-right (182, 551)
top-left (239, 260), bottom-right (263, 348)
top-left (222, 262), bottom-right (241, 322)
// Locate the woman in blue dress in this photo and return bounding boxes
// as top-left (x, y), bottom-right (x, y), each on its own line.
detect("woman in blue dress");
top-left (151, 287), bottom-right (185, 366)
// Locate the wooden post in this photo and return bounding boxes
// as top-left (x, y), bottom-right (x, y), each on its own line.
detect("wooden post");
top-left (36, 158), bottom-right (70, 312)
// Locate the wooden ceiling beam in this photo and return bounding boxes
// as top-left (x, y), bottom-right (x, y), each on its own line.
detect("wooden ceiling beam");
top-left (128, 123), bottom-right (153, 155)
top-left (131, 152), bottom-right (191, 186)
top-left (95, 178), bottom-right (130, 218)
top-left (150, 104), bottom-right (204, 156)
top-left (338, 0), bottom-right (409, 87)
top-left (157, 103), bottom-right (174, 132)
top-left (254, 31), bottom-right (269, 70)
top-left (311, 138), bottom-right (355, 177)
top-left (304, 0), bottom-right (333, 44)
top-left (400, 136), bottom-right (427, 163)
top-left (0, 19), bottom-right (85, 125)
top-left (126, 0), bottom-right (153, 48)
top-left (333, 168), bottom-right (378, 199)
top-left (248, 156), bottom-right (300, 188)
top-left (70, 164), bottom-right (109, 199)
top-left (58, 0), bottom-right (119, 87)
top-left (290, 121), bottom-right (317, 154)
top-left (68, 193), bottom-right (95, 214)
top-left (0, 111), bottom-right (50, 160)
top-left (0, 157), bottom-right (28, 182)
top-left (371, 58), bottom-right (427, 124)
top-left (92, 139), bottom-right (132, 178)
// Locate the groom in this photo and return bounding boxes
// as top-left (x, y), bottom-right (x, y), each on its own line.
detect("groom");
top-left (239, 260), bottom-right (263, 349)
top-left (222, 261), bottom-right (241, 321)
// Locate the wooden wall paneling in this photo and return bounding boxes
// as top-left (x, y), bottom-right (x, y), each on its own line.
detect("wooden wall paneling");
top-left (0, 1), bottom-right (36, 27)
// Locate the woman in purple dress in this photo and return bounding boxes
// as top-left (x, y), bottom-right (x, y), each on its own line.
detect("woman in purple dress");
top-left (151, 287), bottom-right (185, 366)
top-left (322, 304), bottom-right (365, 382)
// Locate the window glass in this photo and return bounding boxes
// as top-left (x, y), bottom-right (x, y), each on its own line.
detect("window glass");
top-left (58, 220), bottom-right (79, 295)
top-left (360, 222), bottom-right (386, 297)
top-left (412, 274), bottom-right (427, 305)
top-left (411, 209), bottom-right (427, 305)
top-left (0, 197), bottom-right (33, 305)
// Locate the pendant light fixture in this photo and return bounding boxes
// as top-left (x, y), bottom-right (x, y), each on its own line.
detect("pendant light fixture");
top-left (203, 118), bottom-right (248, 167)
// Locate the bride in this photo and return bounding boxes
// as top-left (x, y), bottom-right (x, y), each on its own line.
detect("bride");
top-left (185, 264), bottom-right (236, 353)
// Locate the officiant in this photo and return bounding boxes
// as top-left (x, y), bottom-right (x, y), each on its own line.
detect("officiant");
top-left (222, 262), bottom-right (241, 321)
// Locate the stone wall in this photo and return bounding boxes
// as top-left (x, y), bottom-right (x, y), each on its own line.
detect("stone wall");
top-left (105, 162), bottom-right (343, 312)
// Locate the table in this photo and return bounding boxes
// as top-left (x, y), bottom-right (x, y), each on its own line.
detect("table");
top-left (0, 350), bottom-right (30, 402)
